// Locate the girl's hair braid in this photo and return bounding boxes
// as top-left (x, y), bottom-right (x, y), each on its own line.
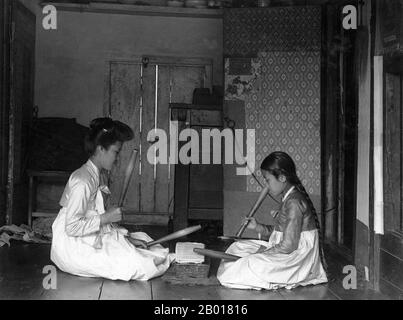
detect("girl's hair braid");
top-left (290, 175), bottom-right (328, 274)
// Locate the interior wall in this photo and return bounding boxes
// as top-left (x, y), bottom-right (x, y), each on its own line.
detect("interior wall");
top-left (32, 4), bottom-right (223, 127)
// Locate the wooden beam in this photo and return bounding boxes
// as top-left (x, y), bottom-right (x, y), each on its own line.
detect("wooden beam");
top-left (40, 2), bottom-right (223, 19)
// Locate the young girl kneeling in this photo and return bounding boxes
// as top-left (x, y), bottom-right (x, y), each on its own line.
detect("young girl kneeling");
top-left (51, 118), bottom-right (173, 281)
top-left (217, 151), bottom-right (328, 290)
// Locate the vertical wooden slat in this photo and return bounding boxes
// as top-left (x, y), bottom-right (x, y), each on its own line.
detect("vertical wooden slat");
top-left (109, 63), bottom-right (141, 211)
top-left (141, 65), bottom-right (156, 213)
top-left (168, 98), bottom-right (176, 215)
top-left (155, 65), bottom-right (170, 213)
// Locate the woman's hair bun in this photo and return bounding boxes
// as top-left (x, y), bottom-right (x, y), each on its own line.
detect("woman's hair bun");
top-left (114, 120), bottom-right (134, 142)
top-left (89, 117), bottom-right (114, 131)
top-left (85, 117), bottom-right (134, 156)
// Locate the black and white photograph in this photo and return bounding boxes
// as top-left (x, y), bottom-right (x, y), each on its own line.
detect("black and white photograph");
top-left (0, 0), bottom-right (402, 304)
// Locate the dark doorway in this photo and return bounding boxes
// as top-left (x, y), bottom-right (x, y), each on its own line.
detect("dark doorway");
top-left (336, 21), bottom-right (358, 254)
top-left (323, 2), bottom-right (358, 258)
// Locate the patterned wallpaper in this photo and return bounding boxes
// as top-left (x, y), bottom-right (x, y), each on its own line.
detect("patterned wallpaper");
top-left (223, 6), bottom-right (322, 197)
top-left (225, 50), bottom-right (321, 196)
top-left (224, 6), bottom-right (322, 56)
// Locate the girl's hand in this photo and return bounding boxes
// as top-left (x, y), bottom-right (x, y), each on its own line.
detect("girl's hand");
top-left (100, 207), bottom-right (122, 225)
top-left (245, 217), bottom-right (259, 230)
top-left (127, 237), bottom-right (148, 249)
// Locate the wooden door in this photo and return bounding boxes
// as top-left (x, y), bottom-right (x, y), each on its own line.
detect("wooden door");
top-left (108, 59), bottom-right (210, 224)
top-left (6, 1), bottom-right (35, 225)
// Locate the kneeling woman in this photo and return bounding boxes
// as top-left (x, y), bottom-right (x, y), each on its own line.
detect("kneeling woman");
top-left (51, 118), bottom-right (173, 281)
top-left (217, 151), bottom-right (328, 290)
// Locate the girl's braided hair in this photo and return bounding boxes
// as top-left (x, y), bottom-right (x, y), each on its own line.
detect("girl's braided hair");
top-left (84, 117), bottom-right (134, 156)
top-left (261, 151), bottom-right (328, 274)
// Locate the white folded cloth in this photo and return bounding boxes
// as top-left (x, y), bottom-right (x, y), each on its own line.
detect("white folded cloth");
top-left (175, 242), bottom-right (205, 264)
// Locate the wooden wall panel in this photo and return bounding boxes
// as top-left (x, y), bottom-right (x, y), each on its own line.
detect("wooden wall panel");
top-left (109, 62), bottom-right (141, 211)
top-left (155, 65), bottom-right (170, 213)
top-left (140, 65), bottom-right (157, 213)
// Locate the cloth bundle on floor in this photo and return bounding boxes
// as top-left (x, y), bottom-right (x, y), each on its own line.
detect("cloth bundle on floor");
top-left (0, 224), bottom-right (51, 247)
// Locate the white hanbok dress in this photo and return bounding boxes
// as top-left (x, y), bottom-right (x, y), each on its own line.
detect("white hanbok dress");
top-left (51, 160), bottom-right (173, 281)
top-left (217, 187), bottom-right (328, 290)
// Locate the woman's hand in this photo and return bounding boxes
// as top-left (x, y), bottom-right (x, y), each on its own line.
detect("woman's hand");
top-left (100, 207), bottom-right (123, 225)
top-left (127, 237), bottom-right (148, 249)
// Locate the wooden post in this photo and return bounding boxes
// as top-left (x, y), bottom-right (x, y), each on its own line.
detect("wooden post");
top-left (323, 3), bottom-right (340, 244)
top-left (0, 0), bottom-right (11, 226)
top-left (369, 0), bottom-right (381, 292)
top-left (172, 108), bottom-right (190, 231)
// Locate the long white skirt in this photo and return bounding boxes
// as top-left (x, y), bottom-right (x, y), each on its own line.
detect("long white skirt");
top-left (51, 208), bottom-right (174, 281)
top-left (217, 230), bottom-right (328, 290)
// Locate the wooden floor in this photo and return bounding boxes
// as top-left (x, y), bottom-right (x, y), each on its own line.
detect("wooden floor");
top-left (0, 225), bottom-right (395, 300)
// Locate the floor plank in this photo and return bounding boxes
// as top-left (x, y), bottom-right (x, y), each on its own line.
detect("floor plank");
top-left (0, 243), bottom-right (51, 299)
top-left (100, 279), bottom-right (152, 300)
top-left (277, 284), bottom-right (339, 300)
top-left (327, 277), bottom-right (390, 300)
top-left (0, 275), bottom-right (45, 300)
top-left (151, 278), bottom-right (221, 300)
top-left (215, 286), bottom-right (284, 300)
top-left (39, 271), bottom-right (103, 300)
